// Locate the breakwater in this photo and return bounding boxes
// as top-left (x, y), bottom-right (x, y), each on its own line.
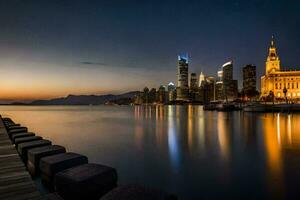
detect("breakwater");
top-left (0, 115), bottom-right (177, 200)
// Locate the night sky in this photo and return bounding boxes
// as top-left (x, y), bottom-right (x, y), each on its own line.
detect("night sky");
top-left (0, 0), bottom-right (299, 102)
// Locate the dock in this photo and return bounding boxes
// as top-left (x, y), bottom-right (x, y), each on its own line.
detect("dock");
top-left (0, 118), bottom-right (44, 200)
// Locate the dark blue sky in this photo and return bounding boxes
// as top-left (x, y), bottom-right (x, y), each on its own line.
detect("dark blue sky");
top-left (0, 0), bottom-right (299, 100)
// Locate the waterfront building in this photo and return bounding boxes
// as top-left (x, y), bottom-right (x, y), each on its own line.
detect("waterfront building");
top-left (142, 87), bottom-right (149, 104)
top-left (190, 73), bottom-right (198, 91)
top-left (243, 64), bottom-right (257, 99)
top-left (222, 61), bottom-right (238, 101)
top-left (189, 73), bottom-right (198, 101)
top-left (215, 69), bottom-right (224, 101)
top-left (199, 72), bottom-right (205, 87)
top-left (261, 36), bottom-right (300, 100)
top-left (158, 85), bottom-right (166, 103)
top-left (215, 81), bottom-right (224, 101)
top-left (168, 82), bottom-right (176, 102)
top-left (206, 76), bottom-right (216, 101)
top-left (176, 54), bottom-right (189, 101)
top-left (149, 88), bottom-right (157, 103)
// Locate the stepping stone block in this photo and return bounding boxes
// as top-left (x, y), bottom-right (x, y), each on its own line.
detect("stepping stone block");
top-left (11, 132), bottom-right (35, 143)
top-left (18, 139), bottom-right (52, 162)
top-left (6, 123), bottom-right (21, 128)
top-left (2, 118), bottom-right (13, 123)
top-left (55, 163), bottom-right (118, 200)
top-left (8, 127), bottom-right (28, 137)
top-left (100, 184), bottom-right (178, 200)
top-left (40, 153), bottom-right (88, 186)
top-left (27, 145), bottom-right (66, 176)
top-left (7, 126), bottom-right (27, 131)
top-left (15, 136), bottom-right (43, 147)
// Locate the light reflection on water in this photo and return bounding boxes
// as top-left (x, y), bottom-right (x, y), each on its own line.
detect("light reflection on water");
top-left (1, 105), bottom-right (300, 199)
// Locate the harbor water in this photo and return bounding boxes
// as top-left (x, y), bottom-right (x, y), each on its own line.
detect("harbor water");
top-left (0, 105), bottom-right (299, 199)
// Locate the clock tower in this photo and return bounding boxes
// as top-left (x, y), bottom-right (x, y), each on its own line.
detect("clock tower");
top-left (265, 35), bottom-right (280, 75)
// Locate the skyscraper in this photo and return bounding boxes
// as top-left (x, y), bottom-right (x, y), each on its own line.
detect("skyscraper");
top-left (189, 73), bottom-right (198, 101)
top-left (190, 73), bottom-right (198, 90)
top-left (215, 69), bottom-right (224, 100)
top-left (222, 61), bottom-right (238, 101)
top-left (199, 72), bottom-right (205, 87)
top-left (243, 64), bottom-right (257, 98)
top-left (206, 76), bottom-right (216, 101)
top-left (168, 82), bottom-right (176, 102)
top-left (176, 54), bottom-right (189, 101)
top-left (222, 61), bottom-right (233, 81)
top-left (158, 85), bottom-right (166, 103)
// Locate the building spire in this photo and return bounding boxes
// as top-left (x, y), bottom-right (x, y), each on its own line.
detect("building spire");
top-left (271, 35), bottom-right (275, 47)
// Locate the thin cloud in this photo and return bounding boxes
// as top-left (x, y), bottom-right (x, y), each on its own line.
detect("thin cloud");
top-left (79, 61), bottom-right (107, 66)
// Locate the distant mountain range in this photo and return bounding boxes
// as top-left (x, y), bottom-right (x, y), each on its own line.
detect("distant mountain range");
top-left (27, 91), bottom-right (139, 105)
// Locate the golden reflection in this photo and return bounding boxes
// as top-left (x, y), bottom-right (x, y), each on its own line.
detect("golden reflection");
top-left (277, 113), bottom-right (281, 145)
top-left (187, 105), bottom-right (193, 149)
top-left (287, 114), bottom-right (292, 145)
top-left (197, 106), bottom-right (205, 151)
top-left (263, 113), bottom-right (284, 198)
top-left (217, 113), bottom-right (229, 160)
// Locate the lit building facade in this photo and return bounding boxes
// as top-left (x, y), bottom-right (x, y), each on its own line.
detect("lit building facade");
top-left (168, 82), bottom-right (176, 102)
top-left (176, 54), bottom-right (189, 101)
top-left (243, 64), bottom-right (257, 98)
top-left (222, 61), bottom-right (238, 101)
top-left (261, 37), bottom-right (300, 100)
top-left (199, 72), bottom-right (205, 87)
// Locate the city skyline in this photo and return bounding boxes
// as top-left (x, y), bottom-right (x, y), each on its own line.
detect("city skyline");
top-left (0, 0), bottom-right (299, 102)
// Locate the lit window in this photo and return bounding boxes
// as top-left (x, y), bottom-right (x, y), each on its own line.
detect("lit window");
top-left (287, 93), bottom-right (291, 97)
top-left (277, 92), bottom-right (281, 97)
top-left (297, 92), bottom-right (300, 96)
top-left (293, 93), bottom-right (296, 97)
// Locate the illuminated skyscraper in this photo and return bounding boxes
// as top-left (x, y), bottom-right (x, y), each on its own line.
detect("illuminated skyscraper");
top-left (168, 82), bottom-right (176, 102)
top-left (190, 73), bottom-right (198, 90)
top-left (199, 72), bottom-right (205, 87)
top-left (243, 64), bottom-right (257, 98)
top-left (190, 73), bottom-right (198, 101)
top-left (222, 61), bottom-right (238, 101)
top-left (176, 54), bottom-right (189, 101)
top-left (158, 85), bottom-right (166, 103)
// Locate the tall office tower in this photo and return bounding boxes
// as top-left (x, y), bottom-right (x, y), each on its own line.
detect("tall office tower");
top-left (206, 76), bottom-right (216, 101)
top-left (143, 87), bottom-right (149, 104)
top-left (149, 88), bottom-right (157, 103)
top-left (189, 73), bottom-right (198, 101)
top-left (199, 72), bottom-right (205, 87)
top-left (168, 82), bottom-right (176, 102)
top-left (222, 61), bottom-right (233, 81)
top-left (222, 61), bottom-right (238, 101)
top-left (176, 54), bottom-right (189, 101)
top-left (158, 85), bottom-right (166, 103)
top-left (190, 73), bottom-right (198, 90)
top-left (243, 64), bottom-right (257, 98)
top-left (215, 69), bottom-right (224, 101)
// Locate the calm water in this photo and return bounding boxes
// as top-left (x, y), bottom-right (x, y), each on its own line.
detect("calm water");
top-left (1, 105), bottom-right (300, 199)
